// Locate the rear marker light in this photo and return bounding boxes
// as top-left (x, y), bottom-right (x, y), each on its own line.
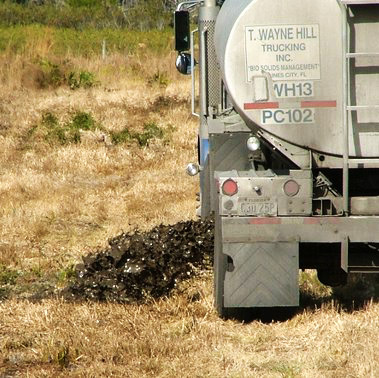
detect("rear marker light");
top-left (283, 180), bottom-right (300, 197)
top-left (222, 179), bottom-right (238, 196)
top-left (247, 136), bottom-right (261, 151)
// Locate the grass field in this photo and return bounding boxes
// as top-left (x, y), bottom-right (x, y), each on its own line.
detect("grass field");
top-left (0, 26), bottom-right (378, 377)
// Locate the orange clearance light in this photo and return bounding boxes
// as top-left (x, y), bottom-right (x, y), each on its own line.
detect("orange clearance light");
top-left (222, 179), bottom-right (238, 196)
top-left (283, 179), bottom-right (300, 197)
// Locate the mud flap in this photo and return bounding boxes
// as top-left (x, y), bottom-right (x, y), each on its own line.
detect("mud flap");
top-left (223, 242), bottom-right (299, 307)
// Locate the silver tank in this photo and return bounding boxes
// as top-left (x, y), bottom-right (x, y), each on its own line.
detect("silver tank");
top-left (215, 0), bottom-right (379, 157)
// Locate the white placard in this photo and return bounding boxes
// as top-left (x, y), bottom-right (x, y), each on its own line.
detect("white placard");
top-left (246, 24), bottom-right (321, 81)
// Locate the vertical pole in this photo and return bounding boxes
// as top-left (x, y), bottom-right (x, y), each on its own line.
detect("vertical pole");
top-left (342, 4), bottom-right (349, 215)
top-left (102, 39), bottom-right (106, 60)
top-left (191, 29), bottom-right (199, 117)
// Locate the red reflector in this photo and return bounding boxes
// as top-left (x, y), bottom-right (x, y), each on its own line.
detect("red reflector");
top-left (222, 179), bottom-right (238, 196)
top-left (283, 180), bottom-right (300, 197)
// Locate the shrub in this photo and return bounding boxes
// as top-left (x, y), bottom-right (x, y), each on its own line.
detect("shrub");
top-left (110, 121), bottom-right (167, 147)
top-left (67, 111), bottom-right (98, 132)
top-left (110, 127), bottom-right (132, 145)
top-left (28, 58), bottom-right (98, 89)
top-left (30, 111), bottom-right (102, 145)
top-left (41, 112), bottom-right (67, 144)
top-left (68, 70), bottom-right (97, 89)
top-left (37, 59), bottom-right (66, 88)
top-left (0, 264), bottom-right (19, 285)
top-left (123, 0), bottom-right (174, 30)
top-left (135, 121), bottom-right (164, 147)
top-left (0, 0), bottom-right (174, 30)
top-left (29, 113), bottom-right (170, 147)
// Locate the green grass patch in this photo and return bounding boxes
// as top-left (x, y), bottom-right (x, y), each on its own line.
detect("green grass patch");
top-left (268, 361), bottom-right (301, 378)
top-left (110, 127), bottom-right (132, 145)
top-left (28, 111), bottom-right (102, 145)
top-left (110, 121), bottom-right (172, 147)
top-left (28, 113), bottom-right (172, 148)
top-left (0, 264), bottom-right (19, 285)
top-left (68, 70), bottom-right (97, 89)
top-left (0, 24), bottom-right (173, 57)
top-left (33, 58), bottom-right (98, 89)
top-left (57, 264), bottom-right (76, 286)
top-left (134, 121), bottom-right (164, 147)
top-left (37, 58), bottom-right (67, 88)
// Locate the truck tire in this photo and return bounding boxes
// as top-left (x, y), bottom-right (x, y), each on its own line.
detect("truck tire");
top-left (317, 268), bottom-right (347, 287)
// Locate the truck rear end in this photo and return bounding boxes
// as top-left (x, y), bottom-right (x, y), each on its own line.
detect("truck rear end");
top-left (175, 0), bottom-right (379, 316)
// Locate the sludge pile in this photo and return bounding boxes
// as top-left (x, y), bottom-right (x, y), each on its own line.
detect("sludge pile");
top-left (64, 219), bottom-right (214, 303)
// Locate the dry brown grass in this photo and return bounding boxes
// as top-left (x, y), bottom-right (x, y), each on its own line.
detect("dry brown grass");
top-left (1, 276), bottom-right (378, 377)
top-left (0, 51), bottom-right (197, 275)
top-left (1, 46), bottom-right (379, 377)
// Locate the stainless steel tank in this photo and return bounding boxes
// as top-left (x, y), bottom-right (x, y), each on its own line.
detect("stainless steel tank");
top-left (215, 0), bottom-right (379, 157)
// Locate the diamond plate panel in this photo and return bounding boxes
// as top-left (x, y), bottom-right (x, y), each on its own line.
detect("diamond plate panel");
top-left (200, 19), bottom-right (221, 108)
top-left (224, 242), bottom-right (299, 307)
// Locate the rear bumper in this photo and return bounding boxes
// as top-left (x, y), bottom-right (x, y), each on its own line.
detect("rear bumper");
top-left (222, 216), bottom-right (379, 243)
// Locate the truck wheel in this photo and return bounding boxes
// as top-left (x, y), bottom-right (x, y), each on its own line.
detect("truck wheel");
top-left (317, 268), bottom-right (347, 287)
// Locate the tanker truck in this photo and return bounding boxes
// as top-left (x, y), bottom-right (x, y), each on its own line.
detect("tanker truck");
top-left (174, 0), bottom-right (379, 316)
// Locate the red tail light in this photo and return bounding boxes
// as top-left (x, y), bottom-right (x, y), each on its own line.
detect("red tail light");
top-left (283, 179), bottom-right (300, 197)
top-left (222, 179), bottom-right (238, 196)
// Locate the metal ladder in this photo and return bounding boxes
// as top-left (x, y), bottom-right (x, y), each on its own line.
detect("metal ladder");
top-left (340, 0), bottom-right (379, 214)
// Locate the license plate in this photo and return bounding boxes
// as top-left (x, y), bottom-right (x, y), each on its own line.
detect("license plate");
top-left (239, 200), bottom-right (277, 216)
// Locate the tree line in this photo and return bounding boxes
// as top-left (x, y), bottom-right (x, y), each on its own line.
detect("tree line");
top-left (0, 0), bottom-right (178, 29)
